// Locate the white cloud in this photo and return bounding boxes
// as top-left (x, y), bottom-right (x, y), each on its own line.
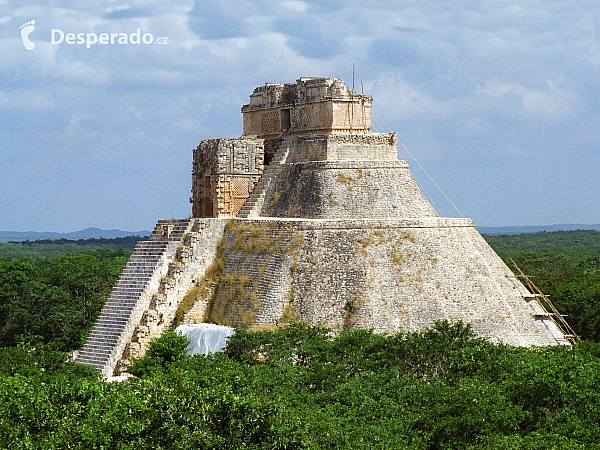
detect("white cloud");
top-left (128, 102), bottom-right (142, 118)
top-left (477, 79), bottom-right (580, 121)
top-left (368, 74), bottom-right (453, 122)
top-left (0, 89), bottom-right (53, 111)
top-left (280, 1), bottom-right (308, 13)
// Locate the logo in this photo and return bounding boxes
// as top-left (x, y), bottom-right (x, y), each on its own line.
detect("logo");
top-left (51, 29), bottom-right (168, 48)
top-left (18, 20), bottom-right (168, 50)
top-left (20, 20), bottom-right (36, 50)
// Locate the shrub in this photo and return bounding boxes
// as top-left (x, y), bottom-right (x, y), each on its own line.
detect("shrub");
top-left (128, 329), bottom-right (189, 377)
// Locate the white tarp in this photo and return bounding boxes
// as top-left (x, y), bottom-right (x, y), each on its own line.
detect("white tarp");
top-left (175, 323), bottom-right (235, 356)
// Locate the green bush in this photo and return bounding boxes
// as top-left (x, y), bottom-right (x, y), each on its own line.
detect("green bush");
top-left (0, 250), bottom-right (128, 351)
top-left (128, 329), bottom-right (189, 377)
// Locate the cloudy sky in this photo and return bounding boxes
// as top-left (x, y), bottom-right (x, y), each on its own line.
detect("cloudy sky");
top-left (1, 0), bottom-right (599, 232)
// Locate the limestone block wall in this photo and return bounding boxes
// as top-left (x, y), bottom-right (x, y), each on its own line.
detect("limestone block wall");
top-left (124, 218), bottom-right (227, 365)
top-left (287, 133), bottom-right (398, 163)
top-left (259, 161), bottom-right (439, 219)
top-left (329, 99), bottom-right (372, 134)
top-left (197, 218), bottom-right (567, 347)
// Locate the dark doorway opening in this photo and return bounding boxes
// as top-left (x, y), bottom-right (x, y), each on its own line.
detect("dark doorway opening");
top-left (280, 108), bottom-right (291, 130)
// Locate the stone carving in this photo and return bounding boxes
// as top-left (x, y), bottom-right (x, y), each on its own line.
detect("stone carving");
top-left (242, 77), bottom-right (372, 138)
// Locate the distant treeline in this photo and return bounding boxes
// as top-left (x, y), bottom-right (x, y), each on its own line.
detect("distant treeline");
top-left (0, 235), bottom-right (146, 259)
top-left (484, 229), bottom-right (600, 252)
top-left (484, 229), bottom-right (600, 341)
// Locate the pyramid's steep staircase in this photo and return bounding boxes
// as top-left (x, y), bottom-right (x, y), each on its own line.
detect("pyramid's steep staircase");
top-left (237, 136), bottom-right (293, 218)
top-left (74, 219), bottom-right (192, 376)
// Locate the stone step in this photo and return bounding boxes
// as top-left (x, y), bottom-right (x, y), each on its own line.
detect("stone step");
top-left (157, 219), bottom-right (191, 225)
top-left (122, 268), bottom-right (155, 274)
top-left (116, 276), bottom-right (152, 282)
top-left (96, 312), bottom-right (135, 321)
top-left (120, 270), bottom-right (158, 276)
top-left (93, 321), bottom-right (130, 330)
top-left (75, 358), bottom-right (106, 368)
top-left (90, 319), bottom-right (127, 328)
top-left (123, 264), bottom-right (160, 270)
top-left (119, 270), bottom-right (156, 276)
top-left (120, 266), bottom-right (156, 271)
top-left (84, 342), bottom-right (118, 351)
top-left (102, 303), bottom-right (141, 311)
top-left (119, 270), bottom-right (156, 277)
top-left (101, 297), bottom-right (139, 305)
top-left (133, 243), bottom-right (169, 249)
top-left (134, 241), bottom-right (169, 247)
top-left (129, 252), bottom-right (164, 258)
top-left (113, 284), bottom-right (149, 290)
top-left (122, 262), bottom-right (159, 268)
top-left (129, 252), bottom-right (165, 258)
top-left (111, 285), bottom-right (146, 290)
top-left (97, 307), bottom-right (134, 316)
top-left (83, 336), bottom-right (120, 346)
top-left (79, 345), bottom-right (114, 356)
top-left (98, 307), bottom-right (136, 317)
top-left (75, 355), bottom-right (109, 366)
top-left (135, 242), bottom-right (168, 248)
top-left (88, 328), bottom-right (125, 338)
top-left (111, 284), bottom-right (147, 290)
top-left (103, 298), bottom-right (142, 306)
top-left (76, 356), bottom-right (106, 365)
top-left (77, 351), bottom-right (112, 361)
top-left (104, 294), bottom-right (140, 301)
top-left (110, 288), bottom-right (144, 295)
top-left (94, 318), bottom-right (130, 327)
top-left (85, 328), bottom-right (121, 338)
top-left (98, 303), bottom-right (135, 311)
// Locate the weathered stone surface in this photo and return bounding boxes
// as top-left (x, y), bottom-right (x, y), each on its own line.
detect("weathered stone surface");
top-left (260, 160), bottom-right (439, 219)
top-left (287, 133), bottom-right (398, 162)
top-left (194, 218), bottom-right (568, 346)
top-left (75, 218), bottom-right (227, 376)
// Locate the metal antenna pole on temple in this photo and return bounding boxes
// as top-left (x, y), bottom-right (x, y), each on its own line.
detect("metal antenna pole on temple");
top-left (361, 80), bottom-right (366, 130)
top-left (351, 63), bottom-right (355, 132)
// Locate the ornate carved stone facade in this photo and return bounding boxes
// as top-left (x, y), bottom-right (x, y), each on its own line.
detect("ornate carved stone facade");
top-left (241, 77), bottom-right (372, 138)
top-left (191, 138), bottom-right (264, 217)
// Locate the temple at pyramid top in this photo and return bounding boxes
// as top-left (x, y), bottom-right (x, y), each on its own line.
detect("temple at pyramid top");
top-left (241, 77), bottom-right (372, 138)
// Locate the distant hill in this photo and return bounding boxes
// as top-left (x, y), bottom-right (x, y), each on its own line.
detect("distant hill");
top-left (0, 227), bottom-right (151, 243)
top-left (3, 224), bottom-right (599, 241)
top-left (477, 224), bottom-right (600, 235)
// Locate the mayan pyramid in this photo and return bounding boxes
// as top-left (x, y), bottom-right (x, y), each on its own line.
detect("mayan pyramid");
top-left (75, 77), bottom-right (571, 376)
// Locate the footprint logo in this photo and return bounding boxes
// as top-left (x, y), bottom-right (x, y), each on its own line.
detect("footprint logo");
top-left (20, 20), bottom-right (36, 50)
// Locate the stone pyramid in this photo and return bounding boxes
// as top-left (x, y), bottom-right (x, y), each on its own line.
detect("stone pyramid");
top-left (76, 77), bottom-right (571, 376)
top-left (187, 77), bottom-right (570, 346)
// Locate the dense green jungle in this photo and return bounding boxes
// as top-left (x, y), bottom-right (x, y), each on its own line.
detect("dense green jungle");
top-left (0, 230), bottom-right (599, 449)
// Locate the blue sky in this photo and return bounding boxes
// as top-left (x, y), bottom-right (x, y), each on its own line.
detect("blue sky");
top-left (1, 0), bottom-right (599, 231)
